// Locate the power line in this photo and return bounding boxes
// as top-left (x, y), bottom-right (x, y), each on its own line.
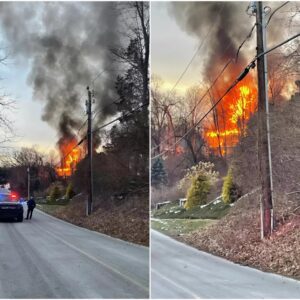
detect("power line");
top-left (76, 119), bottom-right (88, 135)
top-left (151, 62), bottom-right (256, 160)
top-left (75, 69), bottom-right (120, 137)
top-left (151, 33), bottom-right (300, 160)
top-left (151, 58), bottom-right (233, 152)
top-left (92, 102), bottom-right (148, 135)
top-left (53, 102), bottom-right (147, 168)
top-left (236, 22), bottom-right (257, 62)
top-left (53, 137), bottom-right (85, 169)
top-left (151, 12), bottom-right (263, 153)
top-left (168, 3), bottom-right (226, 95)
top-left (91, 97), bottom-right (122, 122)
top-left (266, 1), bottom-right (290, 27)
top-left (256, 32), bottom-right (299, 59)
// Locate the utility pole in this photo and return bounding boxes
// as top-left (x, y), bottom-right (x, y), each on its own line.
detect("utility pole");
top-left (27, 167), bottom-right (30, 200)
top-left (86, 86), bottom-right (93, 216)
top-left (256, 1), bottom-right (274, 238)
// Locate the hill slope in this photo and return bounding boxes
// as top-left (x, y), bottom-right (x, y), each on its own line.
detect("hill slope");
top-left (180, 97), bottom-right (300, 279)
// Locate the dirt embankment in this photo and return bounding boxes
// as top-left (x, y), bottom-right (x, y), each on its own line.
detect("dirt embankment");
top-left (42, 194), bottom-right (149, 246)
top-left (180, 98), bottom-right (300, 279)
top-left (180, 191), bottom-right (300, 279)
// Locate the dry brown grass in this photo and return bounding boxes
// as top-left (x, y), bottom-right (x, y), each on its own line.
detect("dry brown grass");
top-left (48, 193), bottom-right (149, 246)
top-left (180, 191), bottom-right (300, 278)
top-left (179, 97), bottom-right (300, 279)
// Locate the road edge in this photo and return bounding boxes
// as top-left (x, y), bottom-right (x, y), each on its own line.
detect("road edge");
top-left (36, 207), bottom-right (149, 250)
top-left (151, 229), bottom-right (300, 285)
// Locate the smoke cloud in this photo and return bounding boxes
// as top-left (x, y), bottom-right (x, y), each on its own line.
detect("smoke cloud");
top-left (169, 1), bottom-right (288, 82)
top-left (0, 2), bottom-right (122, 146)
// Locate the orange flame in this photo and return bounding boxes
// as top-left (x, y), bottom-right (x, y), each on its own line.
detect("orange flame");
top-left (175, 145), bottom-right (185, 155)
top-left (56, 139), bottom-right (81, 177)
top-left (204, 76), bottom-right (257, 155)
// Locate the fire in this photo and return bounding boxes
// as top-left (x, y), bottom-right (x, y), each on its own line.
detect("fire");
top-left (205, 76), bottom-right (257, 155)
top-left (175, 145), bottom-right (185, 155)
top-left (56, 139), bottom-right (81, 177)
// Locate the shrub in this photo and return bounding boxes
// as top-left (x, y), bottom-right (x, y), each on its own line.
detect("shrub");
top-left (222, 168), bottom-right (241, 204)
top-left (49, 185), bottom-right (61, 202)
top-left (65, 183), bottom-right (76, 200)
top-left (185, 174), bottom-right (210, 209)
top-left (178, 161), bottom-right (218, 193)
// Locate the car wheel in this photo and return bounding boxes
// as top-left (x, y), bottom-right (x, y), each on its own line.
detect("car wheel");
top-left (17, 214), bottom-right (23, 222)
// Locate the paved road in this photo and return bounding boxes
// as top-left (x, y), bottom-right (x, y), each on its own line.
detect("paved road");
top-left (0, 209), bottom-right (149, 298)
top-left (151, 230), bottom-right (300, 299)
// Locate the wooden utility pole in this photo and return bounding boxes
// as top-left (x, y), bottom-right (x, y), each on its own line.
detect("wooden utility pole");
top-left (256, 1), bottom-right (274, 238)
top-left (86, 86), bottom-right (93, 215)
top-left (27, 167), bottom-right (30, 200)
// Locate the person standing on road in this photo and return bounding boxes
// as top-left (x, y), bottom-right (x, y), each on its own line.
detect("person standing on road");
top-left (26, 196), bottom-right (36, 220)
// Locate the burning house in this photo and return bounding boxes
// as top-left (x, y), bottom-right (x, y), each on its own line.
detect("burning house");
top-left (166, 1), bottom-right (297, 157)
top-left (0, 2), bottom-right (120, 173)
top-left (56, 138), bottom-right (81, 177)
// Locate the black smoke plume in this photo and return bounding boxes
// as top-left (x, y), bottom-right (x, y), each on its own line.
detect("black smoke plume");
top-left (169, 1), bottom-right (287, 82)
top-left (0, 2), bottom-right (122, 147)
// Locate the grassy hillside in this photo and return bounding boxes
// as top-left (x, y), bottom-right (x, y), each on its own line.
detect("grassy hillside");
top-left (152, 218), bottom-right (217, 236)
top-left (153, 197), bottom-right (231, 220)
top-left (179, 97), bottom-right (300, 280)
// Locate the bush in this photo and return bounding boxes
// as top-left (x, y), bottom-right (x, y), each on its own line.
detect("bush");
top-left (185, 174), bottom-right (210, 210)
top-left (49, 185), bottom-right (61, 202)
top-left (65, 183), bottom-right (76, 200)
top-left (222, 169), bottom-right (241, 204)
top-left (178, 161), bottom-right (218, 193)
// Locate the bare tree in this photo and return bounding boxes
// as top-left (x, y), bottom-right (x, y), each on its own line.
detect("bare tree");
top-left (151, 76), bottom-right (180, 155)
top-left (1, 147), bottom-right (56, 196)
top-left (176, 86), bottom-right (207, 164)
top-left (0, 47), bottom-right (14, 145)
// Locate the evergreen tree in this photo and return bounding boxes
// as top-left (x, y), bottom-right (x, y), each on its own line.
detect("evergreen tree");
top-left (65, 183), bottom-right (76, 200)
top-left (151, 158), bottom-right (167, 188)
top-left (185, 174), bottom-right (210, 209)
top-left (49, 185), bottom-right (61, 202)
top-left (222, 168), bottom-right (241, 204)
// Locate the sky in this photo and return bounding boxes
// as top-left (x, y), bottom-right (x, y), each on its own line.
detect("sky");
top-left (0, 2), bottom-right (122, 159)
top-left (151, 1), bottom-right (299, 97)
top-left (0, 1), bottom-right (298, 158)
top-left (151, 2), bottom-right (201, 95)
top-left (0, 56), bottom-right (58, 153)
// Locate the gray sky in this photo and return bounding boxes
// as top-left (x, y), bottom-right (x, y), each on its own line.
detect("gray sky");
top-left (0, 49), bottom-right (58, 153)
top-left (151, 2), bottom-right (201, 94)
top-left (0, 2), bottom-right (121, 159)
top-left (151, 1), bottom-right (299, 97)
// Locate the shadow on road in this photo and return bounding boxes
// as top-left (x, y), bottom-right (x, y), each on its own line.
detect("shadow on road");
top-left (0, 219), bottom-right (21, 223)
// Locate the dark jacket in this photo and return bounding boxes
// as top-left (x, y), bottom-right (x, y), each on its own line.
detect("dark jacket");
top-left (27, 199), bottom-right (36, 210)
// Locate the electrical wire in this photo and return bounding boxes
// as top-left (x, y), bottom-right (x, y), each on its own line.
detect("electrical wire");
top-left (167, 3), bottom-right (226, 95)
top-left (52, 137), bottom-right (86, 169)
top-left (91, 97), bottom-right (122, 122)
top-left (236, 22), bottom-right (257, 62)
top-left (54, 102), bottom-right (147, 168)
top-left (91, 102), bottom-right (148, 135)
top-left (151, 62), bottom-right (256, 160)
top-left (266, 1), bottom-right (290, 27)
top-left (151, 33), bottom-right (300, 160)
top-left (151, 9), bottom-right (261, 153)
top-left (76, 119), bottom-right (88, 135)
top-left (151, 58), bottom-right (233, 152)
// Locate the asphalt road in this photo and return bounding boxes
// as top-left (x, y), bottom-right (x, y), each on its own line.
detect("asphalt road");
top-left (0, 209), bottom-right (149, 298)
top-left (151, 230), bottom-right (300, 299)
